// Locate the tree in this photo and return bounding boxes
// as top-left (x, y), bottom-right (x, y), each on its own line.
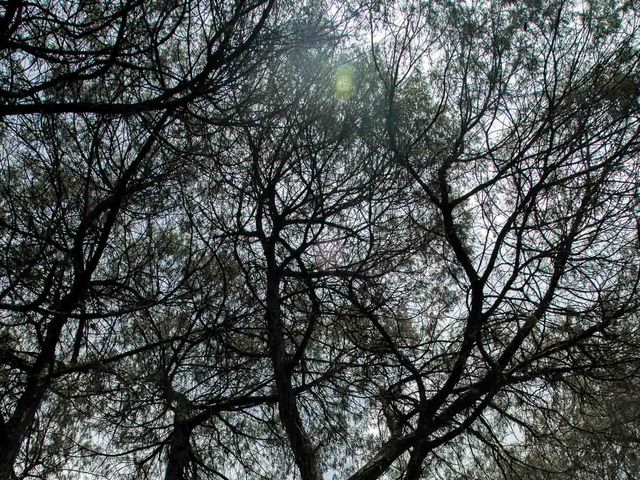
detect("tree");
top-left (0, 0), bottom-right (283, 116)
top-left (347, 1), bottom-right (640, 478)
top-left (1, 0), bottom-right (640, 479)
top-left (0, 0), bottom-right (332, 477)
top-left (512, 374), bottom-right (640, 480)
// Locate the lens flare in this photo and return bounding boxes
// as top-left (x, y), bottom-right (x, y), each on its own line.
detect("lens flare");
top-left (335, 65), bottom-right (354, 101)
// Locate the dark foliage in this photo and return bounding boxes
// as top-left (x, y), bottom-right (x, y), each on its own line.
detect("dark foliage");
top-left (1, 1), bottom-right (639, 479)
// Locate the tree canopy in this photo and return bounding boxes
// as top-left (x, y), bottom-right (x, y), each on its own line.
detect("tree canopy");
top-left (1, 0), bottom-right (640, 479)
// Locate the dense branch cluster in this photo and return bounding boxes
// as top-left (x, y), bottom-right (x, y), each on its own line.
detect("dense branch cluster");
top-left (1, 1), bottom-right (640, 479)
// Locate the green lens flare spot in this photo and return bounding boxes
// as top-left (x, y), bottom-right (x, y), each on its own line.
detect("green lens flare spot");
top-left (335, 65), bottom-right (354, 101)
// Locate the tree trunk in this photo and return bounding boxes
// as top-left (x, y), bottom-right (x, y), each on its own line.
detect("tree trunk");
top-left (265, 250), bottom-right (322, 480)
top-left (164, 420), bottom-right (194, 480)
